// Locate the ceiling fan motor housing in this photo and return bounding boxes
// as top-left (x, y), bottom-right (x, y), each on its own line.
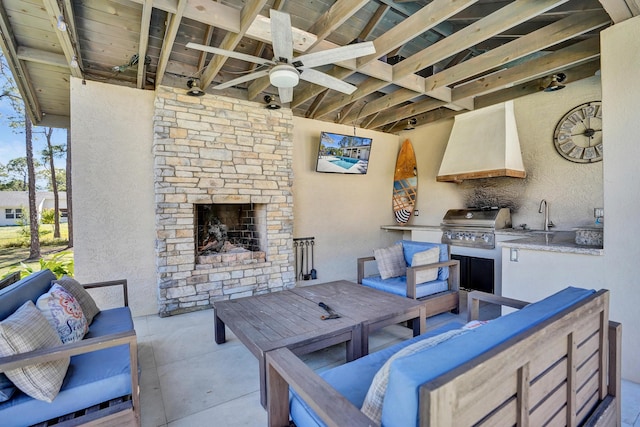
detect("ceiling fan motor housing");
top-left (269, 64), bottom-right (300, 88)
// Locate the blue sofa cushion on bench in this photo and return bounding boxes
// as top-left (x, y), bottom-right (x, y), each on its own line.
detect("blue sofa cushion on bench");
top-left (382, 286), bottom-right (595, 427)
top-left (361, 276), bottom-right (449, 299)
top-left (0, 307), bottom-right (134, 427)
top-left (0, 270), bottom-right (56, 321)
top-left (289, 322), bottom-right (465, 427)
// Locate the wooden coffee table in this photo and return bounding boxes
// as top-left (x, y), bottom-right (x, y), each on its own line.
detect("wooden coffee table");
top-left (213, 280), bottom-right (426, 407)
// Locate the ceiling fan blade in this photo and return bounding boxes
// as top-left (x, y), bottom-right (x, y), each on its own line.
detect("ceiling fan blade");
top-left (278, 86), bottom-right (293, 104)
top-left (270, 10), bottom-right (293, 63)
top-left (186, 42), bottom-right (273, 66)
top-left (295, 41), bottom-right (376, 69)
top-left (213, 70), bottom-right (270, 90)
top-left (299, 68), bottom-right (357, 95)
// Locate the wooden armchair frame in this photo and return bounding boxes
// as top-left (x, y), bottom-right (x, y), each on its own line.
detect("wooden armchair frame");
top-left (357, 247), bottom-right (460, 317)
top-left (0, 279), bottom-right (140, 427)
top-left (266, 290), bottom-right (621, 427)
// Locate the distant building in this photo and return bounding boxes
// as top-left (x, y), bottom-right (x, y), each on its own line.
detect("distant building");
top-left (0, 191), bottom-right (68, 226)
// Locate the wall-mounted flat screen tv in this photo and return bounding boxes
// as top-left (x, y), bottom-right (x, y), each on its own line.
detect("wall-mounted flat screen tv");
top-left (316, 131), bottom-right (373, 174)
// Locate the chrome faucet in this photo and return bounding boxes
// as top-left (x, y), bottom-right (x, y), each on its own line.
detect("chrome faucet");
top-left (538, 199), bottom-right (554, 231)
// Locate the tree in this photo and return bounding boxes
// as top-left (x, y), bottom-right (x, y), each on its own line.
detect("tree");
top-left (0, 52), bottom-right (40, 258)
top-left (25, 112), bottom-right (40, 259)
top-left (40, 128), bottom-right (65, 238)
top-left (5, 157), bottom-right (28, 190)
top-left (66, 129), bottom-right (73, 247)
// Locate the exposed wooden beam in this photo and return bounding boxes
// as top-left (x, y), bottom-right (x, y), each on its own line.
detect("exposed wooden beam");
top-left (312, 77), bottom-right (388, 119)
top-left (17, 46), bottom-right (67, 68)
top-left (358, 0), bottom-right (478, 67)
top-left (597, 0), bottom-right (640, 22)
top-left (334, 0), bottom-right (568, 124)
top-left (197, 25), bottom-right (215, 72)
top-left (0, 2), bottom-right (42, 124)
top-left (42, 0), bottom-right (82, 79)
top-left (200, 0), bottom-right (269, 89)
top-left (137, 0), bottom-right (153, 89)
top-left (452, 36), bottom-right (601, 102)
top-left (155, 0), bottom-right (187, 87)
top-left (305, 89), bottom-right (329, 118)
top-left (366, 97), bottom-right (448, 129)
top-left (423, 10), bottom-right (610, 95)
top-left (393, 0), bottom-right (571, 81)
top-left (384, 59), bottom-right (602, 132)
top-left (343, 88), bottom-right (417, 124)
top-left (62, 0), bottom-right (85, 75)
top-left (307, 0), bottom-right (369, 48)
top-left (449, 0), bottom-right (604, 21)
top-left (290, 66), bottom-right (353, 107)
top-left (358, 4), bottom-right (389, 40)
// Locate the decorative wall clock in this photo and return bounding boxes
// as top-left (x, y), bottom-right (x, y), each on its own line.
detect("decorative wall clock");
top-left (553, 101), bottom-right (603, 163)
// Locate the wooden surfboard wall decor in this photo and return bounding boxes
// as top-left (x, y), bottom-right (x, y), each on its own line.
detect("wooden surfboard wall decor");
top-left (393, 139), bottom-right (418, 224)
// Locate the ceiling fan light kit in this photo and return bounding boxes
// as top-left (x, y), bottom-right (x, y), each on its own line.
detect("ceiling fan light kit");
top-left (269, 65), bottom-right (299, 88)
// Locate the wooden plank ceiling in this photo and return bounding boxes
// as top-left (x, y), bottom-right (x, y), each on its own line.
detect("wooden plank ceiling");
top-left (0, 0), bottom-right (637, 132)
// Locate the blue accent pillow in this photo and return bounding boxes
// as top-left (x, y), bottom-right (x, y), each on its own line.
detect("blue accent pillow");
top-left (397, 240), bottom-right (450, 281)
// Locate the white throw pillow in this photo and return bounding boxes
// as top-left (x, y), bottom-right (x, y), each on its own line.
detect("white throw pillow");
top-left (0, 301), bottom-right (70, 402)
top-left (361, 328), bottom-right (468, 424)
top-left (54, 275), bottom-right (100, 325)
top-left (373, 243), bottom-right (406, 280)
top-left (37, 283), bottom-right (88, 344)
top-left (410, 246), bottom-right (440, 284)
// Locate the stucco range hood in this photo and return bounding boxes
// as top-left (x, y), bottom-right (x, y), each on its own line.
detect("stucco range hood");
top-left (437, 101), bottom-right (526, 183)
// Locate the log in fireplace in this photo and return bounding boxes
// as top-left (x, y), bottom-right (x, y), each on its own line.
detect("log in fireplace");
top-left (195, 203), bottom-right (266, 256)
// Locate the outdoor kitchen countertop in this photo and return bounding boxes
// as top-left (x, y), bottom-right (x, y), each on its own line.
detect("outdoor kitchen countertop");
top-left (498, 230), bottom-right (604, 256)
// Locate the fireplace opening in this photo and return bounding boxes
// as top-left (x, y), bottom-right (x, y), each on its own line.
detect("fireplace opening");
top-left (195, 203), bottom-right (265, 257)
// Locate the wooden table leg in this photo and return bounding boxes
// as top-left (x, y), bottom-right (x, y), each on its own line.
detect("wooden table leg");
top-left (347, 323), bottom-right (363, 361)
top-left (259, 354), bottom-right (267, 409)
top-left (412, 306), bottom-right (427, 336)
top-left (214, 307), bottom-right (226, 344)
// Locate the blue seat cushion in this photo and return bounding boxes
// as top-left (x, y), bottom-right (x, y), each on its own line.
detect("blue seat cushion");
top-left (289, 322), bottom-right (464, 427)
top-left (0, 307), bottom-right (134, 427)
top-left (381, 286), bottom-right (595, 427)
top-left (397, 240), bottom-right (450, 281)
top-left (361, 276), bottom-right (449, 299)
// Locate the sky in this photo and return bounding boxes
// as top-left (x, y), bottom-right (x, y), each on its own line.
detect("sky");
top-left (0, 88), bottom-right (68, 172)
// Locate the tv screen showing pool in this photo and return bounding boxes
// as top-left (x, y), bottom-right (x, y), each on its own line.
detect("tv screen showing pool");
top-left (316, 131), bottom-right (372, 174)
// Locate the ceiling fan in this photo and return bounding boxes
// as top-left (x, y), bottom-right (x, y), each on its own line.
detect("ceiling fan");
top-left (186, 9), bottom-right (376, 104)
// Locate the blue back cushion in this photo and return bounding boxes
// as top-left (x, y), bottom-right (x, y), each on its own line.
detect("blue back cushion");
top-left (0, 270), bottom-right (55, 321)
top-left (381, 286), bottom-right (596, 427)
top-left (397, 240), bottom-right (449, 281)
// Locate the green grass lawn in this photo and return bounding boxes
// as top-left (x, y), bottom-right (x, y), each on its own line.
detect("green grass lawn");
top-left (0, 224), bottom-right (72, 277)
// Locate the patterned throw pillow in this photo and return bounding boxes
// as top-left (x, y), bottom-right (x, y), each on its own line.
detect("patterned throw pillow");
top-left (0, 301), bottom-right (70, 402)
top-left (410, 247), bottom-right (440, 284)
top-left (54, 275), bottom-right (100, 325)
top-left (374, 243), bottom-right (407, 280)
top-left (37, 284), bottom-right (88, 344)
top-left (361, 328), bottom-right (469, 424)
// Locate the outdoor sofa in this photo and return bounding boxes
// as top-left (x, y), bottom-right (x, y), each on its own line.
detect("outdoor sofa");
top-left (266, 286), bottom-right (621, 427)
top-left (0, 269), bottom-right (139, 426)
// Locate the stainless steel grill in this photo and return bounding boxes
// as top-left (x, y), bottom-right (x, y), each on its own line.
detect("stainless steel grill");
top-left (441, 208), bottom-right (511, 249)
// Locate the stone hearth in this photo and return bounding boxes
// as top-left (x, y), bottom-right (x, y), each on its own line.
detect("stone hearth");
top-left (153, 88), bottom-right (295, 316)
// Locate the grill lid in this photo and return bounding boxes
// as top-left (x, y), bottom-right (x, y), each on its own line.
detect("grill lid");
top-left (442, 208), bottom-right (511, 229)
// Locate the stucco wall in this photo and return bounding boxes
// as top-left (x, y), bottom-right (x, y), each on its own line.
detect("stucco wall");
top-left (398, 77), bottom-right (603, 232)
top-left (601, 15), bottom-right (640, 383)
top-left (292, 117), bottom-right (401, 283)
top-left (70, 78), bottom-right (157, 316)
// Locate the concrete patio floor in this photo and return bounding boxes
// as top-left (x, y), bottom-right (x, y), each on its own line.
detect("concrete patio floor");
top-left (133, 301), bottom-right (640, 427)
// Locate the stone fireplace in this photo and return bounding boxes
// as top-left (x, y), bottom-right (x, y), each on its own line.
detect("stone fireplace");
top-left (153, 88), bottom-right (295, 316)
